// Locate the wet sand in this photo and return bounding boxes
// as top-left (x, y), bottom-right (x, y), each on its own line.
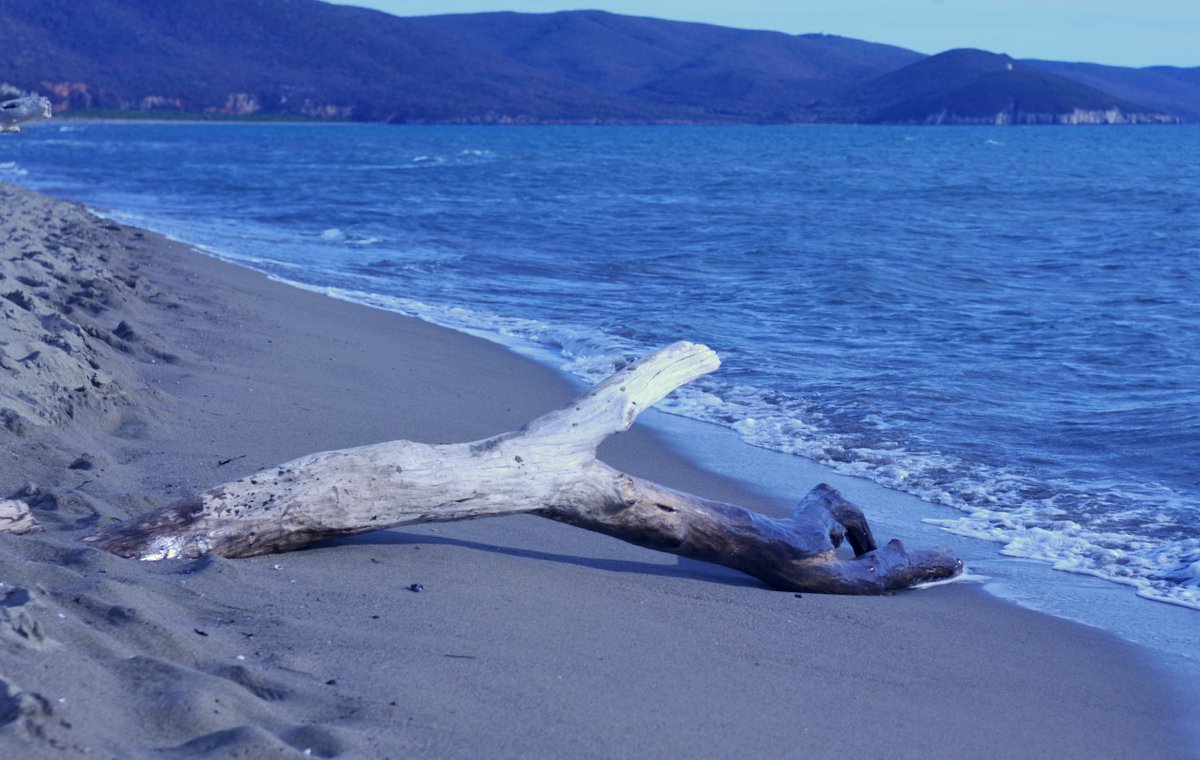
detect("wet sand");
top-left (1, 182), bottom-right (1193, 758)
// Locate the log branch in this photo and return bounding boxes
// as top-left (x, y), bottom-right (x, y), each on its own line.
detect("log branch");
top-left (83, 342), bottom-right (961, 594)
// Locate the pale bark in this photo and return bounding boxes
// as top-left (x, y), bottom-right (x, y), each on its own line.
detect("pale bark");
top-left (0, 500), bottom-right (39, 535)
top-left (83, 342), bottom-right (961, 594)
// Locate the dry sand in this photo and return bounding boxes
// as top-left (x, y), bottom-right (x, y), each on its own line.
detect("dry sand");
top-left (1, 182), bottom-right (1194, 758)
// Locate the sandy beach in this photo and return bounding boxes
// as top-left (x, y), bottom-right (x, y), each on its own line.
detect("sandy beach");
top-left (1, 182), bottom-right (1194, 758)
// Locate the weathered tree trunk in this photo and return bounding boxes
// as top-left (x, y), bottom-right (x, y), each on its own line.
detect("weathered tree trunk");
top-left (83, 342), bottom-right (961, 594)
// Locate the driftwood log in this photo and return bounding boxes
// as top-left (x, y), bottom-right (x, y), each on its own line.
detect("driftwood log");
top-left (83, 342), bottom-right (961, 594)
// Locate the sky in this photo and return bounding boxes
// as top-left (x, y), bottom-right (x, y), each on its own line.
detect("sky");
top-left (324, 0), bottom-right (1198, 68)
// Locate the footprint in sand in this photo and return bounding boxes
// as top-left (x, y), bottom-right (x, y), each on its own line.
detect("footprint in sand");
top-left (0, 586), bottom-right (49, 649)
top-left (0, 676), bottom-right (55, 741)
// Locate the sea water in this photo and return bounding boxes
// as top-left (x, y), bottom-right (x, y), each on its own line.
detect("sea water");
top-left (5, 123), bottom-right (1198, 648)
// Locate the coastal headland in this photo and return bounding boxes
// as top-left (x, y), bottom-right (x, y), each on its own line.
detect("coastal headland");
top-left (1, 182), bottom-right (1193, 757)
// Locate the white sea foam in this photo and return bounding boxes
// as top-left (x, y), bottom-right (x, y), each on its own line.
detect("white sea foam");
top-left (96, 208), bottom-right (148, 225)
top-left (0, 161), bottom-right (28, 176)
top-left (913, 571), bottom-right (989, 590)
top-left (314, 227), bottom-right (382, 246)
top-left (926, 511), bottom-right (1200, 610)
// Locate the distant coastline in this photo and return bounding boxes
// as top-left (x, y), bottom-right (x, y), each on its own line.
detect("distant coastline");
top-left (4, 4), bottom-right (1195, 125)
top-left (51, 110), bottom-right (340, 125)
top-left (48, 108), bottom-right (1187, 127)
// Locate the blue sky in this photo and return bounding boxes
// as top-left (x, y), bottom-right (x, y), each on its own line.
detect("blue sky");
top-left (324, 0), bottom-right (1198, 68)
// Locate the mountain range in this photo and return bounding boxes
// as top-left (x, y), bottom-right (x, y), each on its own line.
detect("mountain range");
top-left (1, 0), bottom-right (1196, 124)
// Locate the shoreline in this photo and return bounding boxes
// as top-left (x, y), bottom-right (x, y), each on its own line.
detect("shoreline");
top-left (26, 119), bottom-right (1193, 615)
top-left (2, 182), bottom-right (1195, 757)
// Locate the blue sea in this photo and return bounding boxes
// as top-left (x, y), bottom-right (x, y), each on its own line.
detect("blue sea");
top-left (4, 123), bottom-right (1198, 650)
